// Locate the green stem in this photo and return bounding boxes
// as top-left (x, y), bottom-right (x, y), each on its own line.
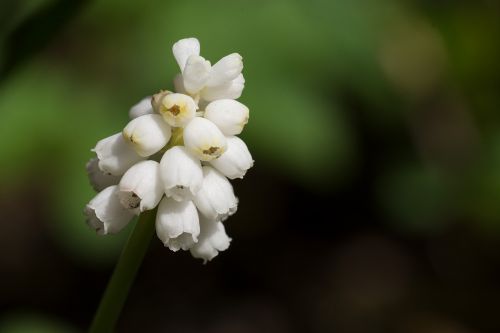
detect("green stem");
top-left (89, 210), bottom-right (156, 333)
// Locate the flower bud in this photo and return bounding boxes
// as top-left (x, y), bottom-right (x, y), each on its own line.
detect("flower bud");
top-left (129, 96), bottom-right (154, 119)
top-left (159, 93), bottom-right (197, 127)
top-left (190, 217), bottom-right (231, 263)
top-left (173, 74), bottom-right (187, 94)
top-left (84, 185), bottom-right (135, 235)
top-left (151, 90), bottom-right (172, 113)
top-left (173, 37), bottom-right (200, 71)
top-left (93, 133), bottom-right (144, 176)
top-left (201, 74), bottom-right (245, 102)
top-left (123, 114), bottom-right (172, 157)
top-left (156, 197), bottom-right (200, 251)
top-left (209, 136), bottom-right (253, 179)
top-left (118, 160), bottom-right (163, 214)
top-left (86, 157), bottom-right (120, 192)
top-left (183, 55), bottom-right (211, 94)
top-left (204, 99), bottom-right (249, 135)
top-left (206, 53), bottom-right (243, 87)
top-left (183, 117), bottom-right (227, 161)
top-left (160, 146), bottom-right (203, 201)
top-left (193, 166), bottom-right (238, 220)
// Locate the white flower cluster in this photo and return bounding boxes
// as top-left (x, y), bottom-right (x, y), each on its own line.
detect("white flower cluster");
top-left (84, 38), bottom-right (253, 262)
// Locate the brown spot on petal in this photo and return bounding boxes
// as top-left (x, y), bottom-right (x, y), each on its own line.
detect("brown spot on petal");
top-left (203, 146), bottom-right (220, 155)
top-left (168, 105), bottom-right (181, 116)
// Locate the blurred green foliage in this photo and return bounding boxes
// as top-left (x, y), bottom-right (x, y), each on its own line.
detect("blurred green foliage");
top-left (0, 313), bottom-right (77, 333)
top-left (1, 0), bottom-right (500, 332)
top-left (0, 0), bottom-right (499, 267)
top-left (377, 163), bottom-right (451, 233)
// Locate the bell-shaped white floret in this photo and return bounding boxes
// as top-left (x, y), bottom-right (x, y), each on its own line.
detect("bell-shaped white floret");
top-left (122, 114), bottom-right (171, 157)
top-left (193, 166), bottom-right (238, 220)
top-left (173, 74), bottom-right (187, 95)
top-left (86, 157), bottom-right (121, 192)
top-left (183, 117), bottom-right (227, 161)
top-left (209, 136), bottom-right (253, 179)
top-left (84, 185), bottom-right (135, 235)
top-left (118, 160), bottom-right (163, 214)
top-left (151, 90), bottom-right (172, 113)
top-left (201, 74), bottom-right (245, 102)
top-left (159, 146), bottom-right (203, 201)
top-left (156, 197), bottom-right (200, 251)
top-left (129, 96), bottom-right (154, 119)
top-left (182, 55), bottom-right (211, 94)
top-left (190, 217), bottom-right (231, 263)
top-left (173, 37), bottom-right (200, 71)
top-left (93, 133), bottom-right (144, 176)
top-left (206, 53), bottom-right (243, 87)
top-left (204, 99), bottom-right (249, 135)
top-left (159, 93), bottom-right (197, 128)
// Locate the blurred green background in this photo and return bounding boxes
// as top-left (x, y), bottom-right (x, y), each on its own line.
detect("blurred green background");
top-left (1, 0), bottom-right (500, 332)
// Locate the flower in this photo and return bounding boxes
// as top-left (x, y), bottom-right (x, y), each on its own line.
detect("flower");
top-left (159, 146), bottom-right (203, 201)
top-left (172, 38), bottom-right (200, 71)
top-left (193, 166), bottom-right (238, 220)
top-left (85, 185), bottom-right (135, 235)
top-left (209, 136), bottom-right (253, 179)
top-left (158, 93), bottom-right (197, 127)
top-left (86, 157), bottom-right (121, 192)
top-left (129, 96), bottom-right (154, 119)
top-left (190, 217), bottom-right (231, 263)
top-left (156, 197), bottom-right (200, 251)
top-left (84, 37), bottom-right (253, 262)
top-left (206, 53), bottom-right (243, 87)
top-left (204, 99), bottom-right (249, 135)
top-left (118, 160), bottom-right (164, 214)
top-left (123, 114), bottom-right (172, 157)
top-left (151, 90), bottom-right (172, 112)
top-left (93, 133), bottom-right (144, 176)
top-left (172, 38), bottom-right (245, 103)
top-left (183, 55), bottom-right (211, 95)
top-left (183, 117), bottom-right (227, 161)
top-left (200, 73), bottom-right (245, 102)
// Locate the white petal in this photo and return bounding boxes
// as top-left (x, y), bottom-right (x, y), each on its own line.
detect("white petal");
top-left (220, 197), bottom-right (238, 222)
top-left (159, 146), bottom-right (203, 201)
top-left (209, 136), bottom-right (253, 179)
top-left (173, 73), bottom-right (187, 94)
top-left (156, 197), bottom-right (200, 251)
top-left (182, 55), bottom-right (211, 94)
top-left (190, 217), bottom-right (231, 262)
top-left (206, 53), bottom-right (243, 87)
top-left (151, 90), bottom-right (173, 113)
top-left (93, 133), bottom-right (144, 176)
top-left (193, 166), bottom-right (238, 220)
top-left (183, 117), bottom-right (227, 161)
top-left (159, 93), bottom-right (197, 127)
top-left (123, 114), bottom-right (172, 157)
top-left (204, 99), bottom-right (249, 135)
top-left (201, 73), bottom-right (245, 102)
top-left (118, 160), bottom-right (163, 214)
top-left (172, 37), bottom-right (200, 71)
top-left (129, 96), bottom-right (154, 119)
top-left (86, 157), bottom-right (121, 192)
top-left (84, 185), bottom-right (135, 235)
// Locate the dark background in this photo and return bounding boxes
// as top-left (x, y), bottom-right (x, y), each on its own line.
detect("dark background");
top-left (1, 0), bottom-right (500, 332)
